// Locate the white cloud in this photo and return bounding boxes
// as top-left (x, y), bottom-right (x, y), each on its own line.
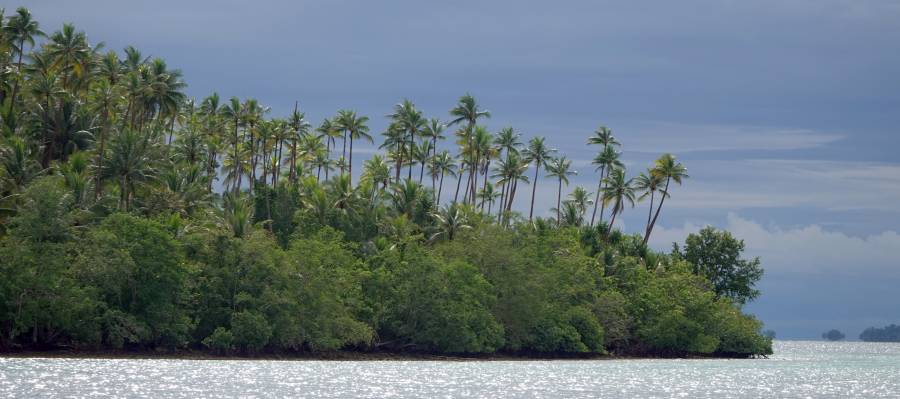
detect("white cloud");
top-left (651, 213), bottom-right (900, 276)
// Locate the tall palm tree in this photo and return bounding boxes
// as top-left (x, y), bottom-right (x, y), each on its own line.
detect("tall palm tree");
top-left (448, 94), bottom-right (490, 204)
top-left (601, 168), bottom-right (636, 231)
top-left (588, 126), bottom-right (621, 227)
top-left (388, 100), bottom-right (425, 181)
top-left (591, 145), bottom-right (623, 226)
top-left (643, 154), bottom-right (688, 245)
top-left (4, 7), bottom-right (45, 111)
top-left (477, 181), bottom-right (500, 214)
top-left (287, 104), bottom-right (310, 183)
top-left (220, 97), bottom-right (243, 193)
top-left (494, 127), bottom-right (522, 158)
top-left (315, 118), bottom-right (338, 180)
top-left (334, 110), bottom-right (370, 186)
top-left (362, 154), bottom-right (391, 207)
top-left (545, 156), bottom-right (576, 226)
top-left (468, 126), bottom-right (493, 204)
top-left (493, 152), bottom-right (529, 221)
top-left (522, 136), bottom-right (555, 222)
top-left (429, 150), bottom-right (456, 206)
top-left (633, 170), bottom-right (666, 240)
top-left (421, 118), bottom-right (445, 183)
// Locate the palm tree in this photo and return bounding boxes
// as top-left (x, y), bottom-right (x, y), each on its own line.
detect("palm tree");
top-left (362, 154), bottom-right (391, 206)
top-left (522, 136), bottom-right (555, 222)
top-left (591, 145), bottom-right (623, 226)
top-left (633, 170), bottom-right (665, 240)
top-left (315, 118), bottom-right (339, 180)
top-left (545, 156), bottom-right (576, 226)
top-left (588, 126), bottom-right (621, 227)
top-left (643, 154), bottom-right (688, 245)
top-left (493, 152), bottom-right (529, 221)
top-left (429, 150), bottom-right (456, 206)
top-left (421, 118), bottom-right (445, 184)
top-left (334, 110), bottom-right (370, 186)
top-left (3, 7), bottom-right (45, 111)
top-left (430, 203), bottom-right (471, 241)
top-left (448, 94), bottom-right (490, 204)
top-left (45, 23), bottom-right (92, 91)
top-left (494, 127), bottom-right (522, 158)
top-left (601, 168), bottom-right (636, 231)
top-left (287, 104), bottom-right (310, 183)
top-left (477, 182), bottom-right (500, 214)
top-left (220, 191), bottom-right (254, 238)
top-left (104, 129), bottom-right (157, 211)
top-left (388, 100), bottom-right (425, 181)
top-left (220, 97), bottom-right (243, 193)
top-left (567, 186), bottom-right (593, 223)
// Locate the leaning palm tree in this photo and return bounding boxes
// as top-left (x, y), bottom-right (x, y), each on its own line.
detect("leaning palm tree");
top-left (588, 126), bottom-right (621, 226)
top-left (643, 153), bottom-right (688, 245)
top-left (522, 136), bottom-right (555, 221)
top-left (545, 156), bottom-right (576, 226)
top-left (633, 170), bottom-right (666, 240)
top-left (601, 168), bottom-right (636, 232)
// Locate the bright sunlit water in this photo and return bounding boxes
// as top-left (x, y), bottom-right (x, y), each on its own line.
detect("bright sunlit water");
top-left (1, 341), bottom-right (898, 398)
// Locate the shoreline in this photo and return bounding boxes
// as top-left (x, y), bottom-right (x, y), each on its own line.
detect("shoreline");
top-left (0, 349), bottom-right (758, 361)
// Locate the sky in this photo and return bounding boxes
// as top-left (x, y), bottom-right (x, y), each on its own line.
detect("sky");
top-left (17, 0), bottom-right (900, 339)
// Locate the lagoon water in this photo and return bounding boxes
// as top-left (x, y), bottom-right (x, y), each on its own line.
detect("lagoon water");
top-left (1, 341), bottom-right (898, 398)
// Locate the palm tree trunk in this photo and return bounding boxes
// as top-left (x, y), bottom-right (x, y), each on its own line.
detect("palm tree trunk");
top-left (643, 178), bottom-right (670, 245)
top-left (437, 171), bottom-right (445, 206)
top-left (645, 190), bottom-right (655, 236)
top-left (556, 178), bottom-right (562, 226)
top-left (348, 136), bottom-right (354, 186)
top-left (8, 44), bottom-right (25, 112)
top-left (590, 166), bottom-right (605, 227)
top-left (453, 162), bottom-right (464, 204)
top-left (341, 130), bottom-right (348, 176)
top-left (94, 107), bottom-right (109, 199)
top-left (594, 166), bottom-right (607, 226)
top-left (529, 162), bottom-right (540, 221)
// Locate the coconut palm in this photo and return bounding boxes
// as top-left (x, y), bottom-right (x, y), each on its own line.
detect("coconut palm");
top-left (334, 110), bottom-right (370, 185)
top-left (362, 154), bottom-right (391, 206)
top-left (591, 145), bottom-right (623, 226)
top-left (643, 153), bottom-right (688, 245)
top-left (220, 191), bottom-right (254, 237)
top-left (545, 156), bottom-right (576, 226)
top-left (477, 182), bottom-right (500, 214)
top-left (567, 186), bottom-right (593, 223)
top-left (633, 170), bottom-right (666, 240)
top-left (4, 7), bottom-right (45, 110)
top-left (220, 97), bottom-right (243, 193)
top-left (493, 152), bottom-right (530, 221)
top-left (104, 129), bottom-right (157, 211)
top-left (494, 127), bottom-right (522, 158)
top-left (588, 126), bottom-right (621, 227)
top-left (601, 168), bottom-right (636, 232)
top-left (287, 104), bottom-right (311, 183)
top-left (522, 136), bottom-right (556, 222)
top-left (430, 203), bottom-right (471, 241)
top-left (448, 94), bottom-right (490, 204)
top-left (388, 100), bottom-right (425, 181)
top-left (429, 150), bottom-right (456, 206)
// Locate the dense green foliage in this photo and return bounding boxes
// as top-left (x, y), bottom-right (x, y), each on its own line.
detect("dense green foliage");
top-left (673, 227), bottom-right (764, 305)
top-left (0, 8), bottom-right (771, 357)
top-left (859, 324), bottom-right (900, 342)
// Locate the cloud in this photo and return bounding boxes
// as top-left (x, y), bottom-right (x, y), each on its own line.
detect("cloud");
top-left (622, 122), bottom-right (843, 153)
top-left (650, 213), bottom-right (900, 277)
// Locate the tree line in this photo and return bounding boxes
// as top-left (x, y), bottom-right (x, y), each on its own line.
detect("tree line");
top-left (0, 7), bottom-right (771, 357)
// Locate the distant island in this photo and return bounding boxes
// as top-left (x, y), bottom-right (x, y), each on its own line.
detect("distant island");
top-left (0, 7), bottom-right (771, 359)
top-left (859, 324), bottom-right (900, 342)
top-left (822, 329), bottom-right (845, 341)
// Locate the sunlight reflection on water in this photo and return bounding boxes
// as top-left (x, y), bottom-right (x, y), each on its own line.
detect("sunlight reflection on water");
top-left (1, 341), bottom-right (899, 398)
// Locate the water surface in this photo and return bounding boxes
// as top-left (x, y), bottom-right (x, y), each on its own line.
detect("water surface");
top-left (1, 341), bottom-right (898, 398)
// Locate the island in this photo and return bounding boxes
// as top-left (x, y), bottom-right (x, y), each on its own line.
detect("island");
top-left (822, 329), bottom-right (846, 341)
top-left (859, 324), bottom-right (900, 342)
top-left (0, 7), bottom-right (771, 359)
